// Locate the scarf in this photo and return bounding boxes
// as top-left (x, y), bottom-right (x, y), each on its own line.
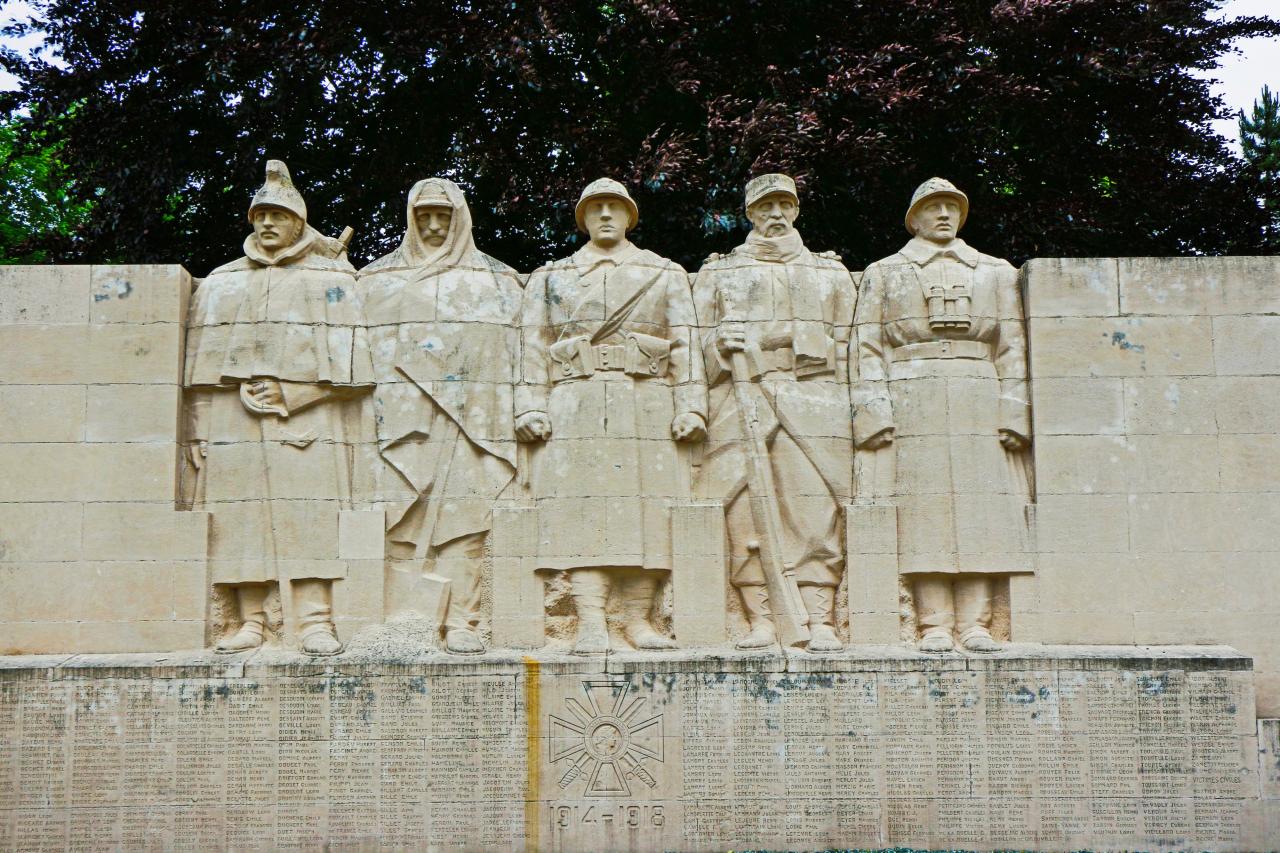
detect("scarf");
top-left (742, 228), bottom-right (826, 364)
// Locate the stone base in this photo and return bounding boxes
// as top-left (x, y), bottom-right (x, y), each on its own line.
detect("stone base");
top-left (0, 645), bottom-right (1274, 851)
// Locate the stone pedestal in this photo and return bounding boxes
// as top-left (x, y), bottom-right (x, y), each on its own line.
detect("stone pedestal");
top-left (1, 646), bottom-right (1273, 851)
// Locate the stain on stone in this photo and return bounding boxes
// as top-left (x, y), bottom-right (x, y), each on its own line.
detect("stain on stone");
top-left (1139, 674), bottom-right (1167, 695)
top-left (95, 278), bottom-right (133, 301)
top-left (1008, 685), bottom-right (1036, 704)
top-left (1109, 331), bottom-right (1145, 353)
top-left (326, 286), bottom-right (346, 303)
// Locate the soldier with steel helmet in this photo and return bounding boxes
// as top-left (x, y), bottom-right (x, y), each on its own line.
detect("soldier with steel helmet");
top-left (693, 173), bottom-right (857, 652)
top-left (853, 177), bottom-right (1032, 652)
top-left (184, 160), bottom-right (372, 656)
top-left (516, 178), bottom-right (707, 655)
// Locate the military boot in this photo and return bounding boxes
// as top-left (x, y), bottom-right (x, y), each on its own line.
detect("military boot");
top-left (956, 576), bottom-right (999, 652)
top-left (295, 579), bottom-right (343, 656)
top-left (735, 584), bottom-right (777, 649)
top-left (800, 585), bottom-right (843, 652)
top-left (570, 569), bottom-right (611, 655)
top-left (215, 585), bottom-right (268, 654)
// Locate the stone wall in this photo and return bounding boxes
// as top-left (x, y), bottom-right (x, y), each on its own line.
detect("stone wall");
top-left (0, 265), bottom-right (208, 653)
top-left (1022, 257), bottom-right (1280, 716)
top-left (0, 647), bottom-right (1270, 851)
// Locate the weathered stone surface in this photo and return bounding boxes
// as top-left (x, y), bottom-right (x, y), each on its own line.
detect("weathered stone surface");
top-left (0, 647), bottom-right (1264, 851)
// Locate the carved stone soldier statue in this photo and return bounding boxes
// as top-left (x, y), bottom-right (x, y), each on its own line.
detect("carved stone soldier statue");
top-left (516, 178), bottom-right (707, 655)
top-left (694, 174), bottom-right (856, 652)
top-left (184, 160), bottom-right (372, 655)
top-left (853, 178), bottom-right (1032, 652)
top-left (358, 178), bottom-right (523, 654)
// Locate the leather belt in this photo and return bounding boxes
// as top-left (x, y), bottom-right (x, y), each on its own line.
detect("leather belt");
top-left (893, 340), bottom-right (989, 361)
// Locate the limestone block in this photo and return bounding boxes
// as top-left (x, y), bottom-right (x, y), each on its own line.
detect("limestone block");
top-left (1036, 553), bottom-right (1136, 612)
top-left (0, 324), bottom-right (182, 384)
top-left (1258, 675), bottom-right (1280, 721)
top-left (1222, 553), bottom-right (1280, 614)
top-left (0, 620), bottom-right (80, 654)
top-left (1129, 553), bottom-right (1226, 613)
top-left (669, 500), bottom-right (726, 646)
top-left (0, 264), bottom-right (91, 324)
top-left (1133, 611), bottom-right (1232, 645)
top-left (1028, 316), bottom-right (1214, 378)
top-left (1032, 377), bottom-right (1125, 435)
top-left (1033, 494), bottom-right (1130, 552)
top-left (89, 265), bottom-right (190, 325)
top-left (1023, 256), bottom-right (1119, 317)
top-left (1130, 493), bottom-right (1280, 553)
top-left (1122, 376), bottom-right (1221, 435)
top-left (1215, 315), bottom-right (1280, 376)
top-left (0, 503), bottom-right (83, 562)
top-left (1006, 573), bottom-right (1040, 642)
top-left (85, 384), bottom-right (180, 443)
top-left (1035, 611), bottom-right (1135, 644)
top-left (848, 611), bottom-right (900, 643)
top-left (171, 556), bottom-right (209, 621)
top-left (0, 443), bottom-right (175, 502)
top-left (1217, 434), bottom-right (1280, 492)
top-left (338, 510), bottom-right (385, 560)
top-left (1126, 433), bottom-right (1220, 493)
top-left (73, 619), bottom-right (204, 652)
top-left (0, 385), bottom-right (86, 442)
top-left (82, 504), bottom-right (208, 560)
top-left (1212, 376), bottom-right (1280, 433)
top-left (0, 560), bottom-right (199, 623)
top-left (334, 558), bottom-right (385, 632)
top-left (845, 505), bottom-right (899, 643)
top-left (490, 504), bottom-right (545, 648)
top-left (1035, 434), bottom-right (1133, 495)
top-left (1119, 256), bottom-right (1280, 316)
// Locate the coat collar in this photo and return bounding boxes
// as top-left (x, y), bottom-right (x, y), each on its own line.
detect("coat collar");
top-left (572, 240), bottom-right (640, 274)
top-left (899, 236), bottom-right (979, 268)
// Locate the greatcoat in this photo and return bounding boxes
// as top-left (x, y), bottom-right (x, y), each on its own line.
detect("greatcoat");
top-left (184, 227), bottom-right (373, 585)
top-left (693, 234), bottom-right (856, 587)
top-left (853, 237), bottom-right (1032, 575)
top-left (358, 179), bottom-right (522, 553)
top-left (517, 242), bottom-right (707, 571)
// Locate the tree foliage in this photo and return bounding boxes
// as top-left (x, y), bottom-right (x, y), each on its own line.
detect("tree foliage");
top-left (0, 110), bottom-right (91, 263)
top-left (1240, 84), bottom-right (1280, 246)
top-left (2, 0), bottom-right (1277, 274)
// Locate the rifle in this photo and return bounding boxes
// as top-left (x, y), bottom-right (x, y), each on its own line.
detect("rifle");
top-left (724, 315), bottom-right (811, 648)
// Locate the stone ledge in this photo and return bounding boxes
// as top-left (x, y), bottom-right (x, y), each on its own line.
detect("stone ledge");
top-left (0, 643), bottom-right (1250, 679)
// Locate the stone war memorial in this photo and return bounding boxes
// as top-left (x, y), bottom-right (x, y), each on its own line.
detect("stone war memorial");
top-left (1, 160), bottom-right (1279, 852)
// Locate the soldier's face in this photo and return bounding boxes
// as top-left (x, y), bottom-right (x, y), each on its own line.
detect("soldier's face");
top-left (747, 193), bottom-right (798, 238)
top-left (414, 205), bottom-right (453, 248)
top-left (251, 207), bottom-right (304, 250)
top-left (583, 198), bottom-right (628, 247)
top-left (911, 197), bottom-right (963, 243)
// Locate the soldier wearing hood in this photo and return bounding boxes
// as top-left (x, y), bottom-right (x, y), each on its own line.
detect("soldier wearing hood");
top-left (516, 178), bottom-right (708, 655)
top-left (694, 174), bottom-right (857, 652)
top-left (358, 178), bottom-right (523, 654)
top-left (853, 178), bottom-right (1033, 653)
top-left (184, 160), bottom-right (372, 656)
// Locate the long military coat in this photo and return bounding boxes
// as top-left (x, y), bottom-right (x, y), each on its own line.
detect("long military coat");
top-left (358, 179), bottom-right (522, 553)
top-left (693, 239), bottom-right (856, 586)
top-left (853, 237), bottom-right (1032, 575)
top-left (517, 242), bottom-right (707, 571)
top-left (184, 228), bottom-right (372, 585)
